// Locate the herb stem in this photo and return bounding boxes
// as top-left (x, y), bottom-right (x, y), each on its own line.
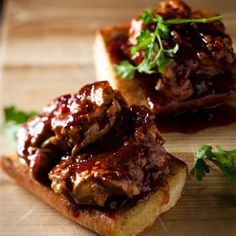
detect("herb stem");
top-left (164, 15), bottom-right (223, 24)
top-left (156, 34), bottom-right (163, 50)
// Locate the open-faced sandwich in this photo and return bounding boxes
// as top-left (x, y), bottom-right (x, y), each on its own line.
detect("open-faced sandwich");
top-left (94, 0), bottom-right (236, 115)
top-left (1, 81), bottom-right (187, 236)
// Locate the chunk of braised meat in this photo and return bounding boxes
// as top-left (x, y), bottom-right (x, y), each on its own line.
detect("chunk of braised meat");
top-left (17, 116), bottom-right (59, 182)
top-left (128, 0), bottom-right (235, 100)
top-left (160, 10), bottom-right (235, 100)
top-left (49, 143), bottom-right (146, 206)
top-left (47, 81), bottom-right (127, 155)
top-left (190, 10), bottom-right (235, 69)
top-left (17, 81), bottom-right (127, 180)
top-left (130, 105), bottom-right (169, 171)
top-left (157, 0), bottom-right (191, 19)
top-left (156, 51), bottom-right (198, 100)
top-left (49, 106), bottom-right (170, 207)
top-left (129, 0), bottom-right (191, 47)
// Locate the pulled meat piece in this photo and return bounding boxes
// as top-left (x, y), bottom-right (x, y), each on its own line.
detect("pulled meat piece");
top-left (17, 81), bottom-right (170, 207)
top-left (49, 143), bottom-right (146, 206)
top-left (49, 106), bottom-right (169, 206)
top-left (17, 81), bottom-right (127, 180)
top-left (47, 82), bottom-right (127, 154)
top-left (157, 0), bottom-right (191, 19)
top-left (128, 0), bottom-right (235, 100)
top-left (130, 105), bottom-right (168, 170)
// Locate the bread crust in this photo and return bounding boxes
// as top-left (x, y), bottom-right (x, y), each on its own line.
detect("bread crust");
top-left (1, 154), bottom-right (187, 236)
top-left (94, 25), bottom-right (148, 108)
top-left (94, 25), bottom-right (236, 115)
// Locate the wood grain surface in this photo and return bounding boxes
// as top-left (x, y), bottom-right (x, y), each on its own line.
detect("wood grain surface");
top-left (0, 0), bottom-right (236, 235)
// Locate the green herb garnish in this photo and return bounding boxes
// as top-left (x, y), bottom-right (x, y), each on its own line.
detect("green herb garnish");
top-left (164, 15), bottom-right (223, 25)
top-left (115, 8), bottom-right (223, 80)
top-left (191, 145), bottom-right (236, 183)
top-left (0, 106), bottom-right (38, 146)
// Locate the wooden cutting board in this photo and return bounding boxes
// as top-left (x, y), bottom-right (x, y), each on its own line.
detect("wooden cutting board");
top-left (0, 0), bottom-right (236, 235)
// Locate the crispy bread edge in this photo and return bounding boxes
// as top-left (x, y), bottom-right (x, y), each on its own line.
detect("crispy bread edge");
top-left (0, 154), bottom-right (187, 236)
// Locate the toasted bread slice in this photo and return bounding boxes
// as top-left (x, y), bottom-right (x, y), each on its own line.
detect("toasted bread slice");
top-left (94, 25), bottom-right (147, 107)
top-left (1, 154), bottom-right (187, 236)
top-left (94, 25), bottom-right (236, 115)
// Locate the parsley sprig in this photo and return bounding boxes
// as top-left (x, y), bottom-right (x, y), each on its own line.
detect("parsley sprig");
top-left (191, 145), bottom-right (236, 183)
top-left (115, 8), bottom-right (223, 80)
top-left (0, 106), bottom-right (38, 146)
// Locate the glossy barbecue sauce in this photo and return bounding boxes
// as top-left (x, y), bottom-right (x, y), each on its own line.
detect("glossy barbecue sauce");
top-left (106, 25), bottom-right (236, 133)
top-left (18, 82), bottom-right (173, 211)
top-left (84, 108), bottom-right (170, 210)
top-left (17, 81), bottom-right (125, 181)
top-left (49, 106), bottom-right (171, 211)
top-left (156, 103), bottom-right (236, 133)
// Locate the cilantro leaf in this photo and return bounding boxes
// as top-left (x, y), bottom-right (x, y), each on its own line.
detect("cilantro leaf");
top-left (191, 145), bottom-right (211, 181)
top-left (191, 145), bottom-right (236, 183)
top-left (4, 106), bottom-right (37, 124)
top-left (155, 15), bottom-right (169, 39)
top-left (131, 30), bottom-right (153, 56)
top-left (137, 56), bottom-right (155, 74)
top-left (0, 106), bottom-right (38, 147)
top-left (191, 158), bottom-right (210, 181)
top-left (195, 144), bottom-right (213, 159)
top-left (115, 61), bottom-right (136, 80)
top-left (213, 145), bottom-right (236, 183)
top-left (116, 10), bottom-right (223, 80)
top-left (157, 22), bottom-right (169, 39)
top-left (155, 52), bottom-right (172, 73)
top-left (140, 8), bottom-right (153, 24)
top-left (166, 44), bottom-right (179, 56)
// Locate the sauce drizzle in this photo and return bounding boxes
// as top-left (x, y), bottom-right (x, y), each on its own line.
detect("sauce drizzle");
top-left (156, 103), bottom-right (236, 133)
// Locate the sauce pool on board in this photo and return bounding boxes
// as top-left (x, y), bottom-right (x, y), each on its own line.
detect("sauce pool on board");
top-left (156, 103), bottom-right (236, 133)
